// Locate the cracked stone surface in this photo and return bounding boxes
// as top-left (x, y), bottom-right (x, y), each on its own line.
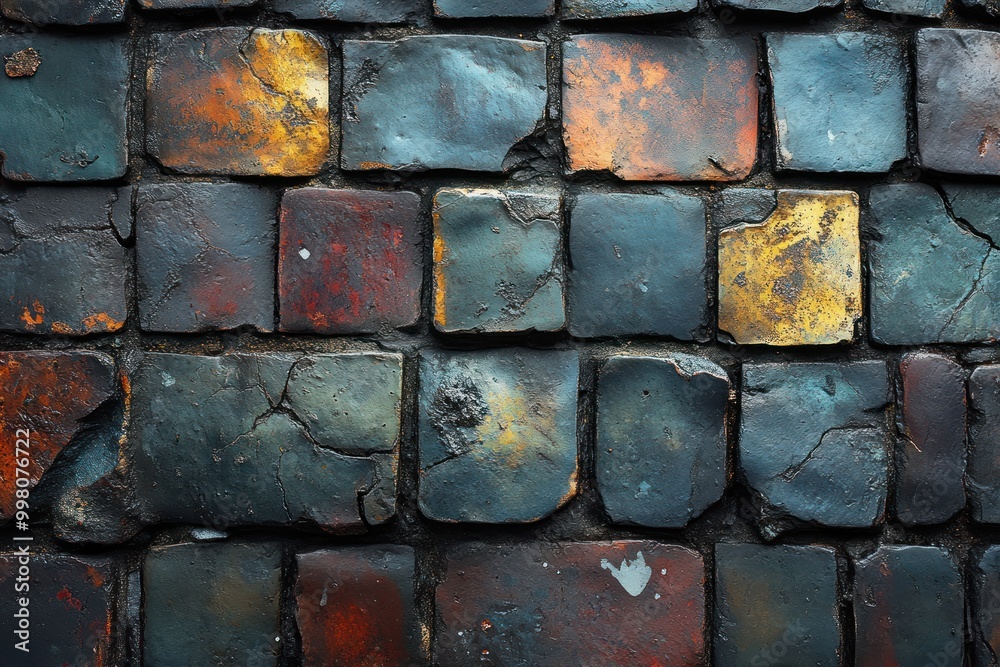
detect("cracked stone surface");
top-left (147, 28), bottom-right (330, 176)
top-left (596, 354), bottom-right (729, 528)
top-left (341, 35), bottom-right (547, 172)
top-left (714, 0), bottom-right (841, 10)
top-left (895, 353), bottom-right (967, 526)
top-left (131, 352), bottom-right (401, 532)
top-left (563, 35), bottom-right (758, 181)
top-left (715, 544), bottom-right (841, 667)
top-left (138, 0), bottom-right (257, 9)
top-left (418, 348), bottom-right (578, 523)
top-left (0, 184), bottom-right (128, 334)
top-left (863, 0), bottom-right (945, 16)
top-left (436, 541), bottom-right (705, 666)
top-left (917, 29), bottom-right (1000, 175)
top-left (718, 190), bottom-right (862, 346)
top-left (767, 33), bottom-right (907, 173)
top-left (144, 542), bottom-right (282, 667)
top-left (434, 0), bottom-right (553, 17)
top-left (973, 546), bottom-right (1000, 665)
top-left (137, 183), bottom-right (277, 333)
top-left (868, 183), bottom-right (1000, 344)
top-left (296, 546), bottom-right (425, 666)
top-left (740, 361), bottom-right (889, 536)
top-left (970, 365), bottom-right (1000, 523)
top-left (562, 0), bottom-right (696, 18)
top-left (279, 188), bottom-right (422, 334)
top-left (942, 182), bottom-right (1000, 244)
top-left (2, 0), bottom-right (125, 23)
top-left (567, 191), bottom-right (708, 340)
top-left (0, 35), bottom-right (128, 181)
top-left (0, 554), bottom-right (116, 665)
top-left (272, 0), bottom-right (420, 21)
top-left (854, 546), bottom-right (964, 666)
top-left (433, 188), bottom-right (564, 334)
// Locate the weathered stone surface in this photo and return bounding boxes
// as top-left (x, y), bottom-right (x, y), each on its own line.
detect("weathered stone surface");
top-left (138, 0), bottom-right (257, 9)
top-left (0, 554), bottom-right (115, 665)
top-left (741, 361), bottom-right (889, 536)
top-left (2, 0), bottom-right (125, 23)
top-left (563, 0), bottom-right (697, 19)
top-left (0, 185), bottom-right (128, 335)
top-left (973, 546), bottom-right (1000, 665)
top-left (433, 188), bottom-right (564, 334)
top-left (943, 183), bottom-right (1000, 244)
top-left (279, 188), bottom-right (422, 335)
top-left (131, 352), bottom-right (401, 532)
top-left (868, 183), bottom-right (1000, 344)
top-left (596, 354), bottom-right (729, 528)
top-left (961, 0), bottom-right (1000, 19)
top-left (916, 29), bottom-right (1000, 175)
top-left (563, 35), bottom-right (758, 181)
top-left (3, 47), bottom-right (40, 77)
top-left (895, 353), bottom-right (967, 526)
top-left (418, 348), bottom-right (578, 523)
top-left (437, 541), bottom-right (705, 665)
top-left (147, 28), bottom-right (329, 177)
top-left (296, 546), bottom-right (425, 666)
top-left (716, 187), bottom-right (778, 228)
top-left (137, 183), bottom-right (276, 333)
top-left (715, 544), bottom-right (841, 666)
top-left (435, 0), bottom-right (553, 17)
top-left (715, 0), bottom-right (841, 11)
top-left (342, 35), bottom-right (547, 172)
top-left (718, 190), bottom-right (861, 346)
top-left (144, 543), bottom-right (282, 667)
top-left (863, 0), bottom-right (946, 17)
top-left (970, 365), bottom-right (1000, 523)
top-left (567, 191), bottom-right (709, 339)
top-left (0, 36), bottom-right (128, 181)
top-left (767, 33), bottom-right (907, 173)
top-left (272, 0), bottom-right (420, 21)
top-left (854, 546), bottom-right (964, 666)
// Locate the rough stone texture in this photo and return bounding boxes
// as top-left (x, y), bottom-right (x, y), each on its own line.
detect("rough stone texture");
top-left (961, 0), bottom-right (1000, 19)
top-left (272, 0), bottom-right (420, 21)
top-left (596, 354), bottom-right (729, 528)
top-left (567, 191), bottom-right (709, 340)
top-left (741, 361), bottom-right (889, 536)
top-left (895, 353), bottom-right (967, 526)
top-left (433, 188), bottom-right (564, 334)
top-left (715, 544), bottom-right (841, 666)
top-left (973, 546), bottom-right (1000, 665)
top-left (131, 352), bottom-right (401, 532)
top-left (147, 28), bottom-right (330, 177)
top-left (140, 0), bottom-right (257, 7)
top-left (970, 365), bottom-right (1000, 523)
top-left (295, 546), bottom-right (425, 666)
top-left (562, 0), bottom-right (697, 19)
top-left (341, 35), bottom-right (547, 172)
top-left (868, 183), bottom-right (1000, 344)
top-left (278, 188), bottom-right (422, 335)
top-left (917, 29), bottom-right (1000, 175)
top-left (854, 546), bottom-right (964, 666)
top-left (863, 0), bottom-right (946, 17)
top-left (715, 0), bottom-right (841, 10)
top-left (0, 554), bottom-right (115, 665)
top-left (767, 33), bottom-right (907, 173)
top-left (136, 183), bottom-right (276, 333)
top-left (435, 0), bottom-right (554, 17)
top-left (144, 542), bottom-right (282, 667)
top-left (0, 36), bottom-right (128, 181)
top-left (562, 34), bottom-right (758, 181)
top-left (0, 184), bottom-right (128, 335)
top-left (718, 190), bottom-right (862, 346)
top-left (418, 348), bottom-right (578, 523)
top-left (436, 541), bottom-right (705, 665)
top-left (943, 183), bottom-right (1000, 244)
top-left (1, 0), bottom-right (125, 24)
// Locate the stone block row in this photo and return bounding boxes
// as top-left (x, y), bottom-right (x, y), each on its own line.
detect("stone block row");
top-left (2, 29), bottom-right (1000, 180)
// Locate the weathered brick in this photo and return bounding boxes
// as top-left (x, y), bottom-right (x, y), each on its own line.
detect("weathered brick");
top-left (916, 29), bottom-right (1000, 175)
top-left (868, 183), bottom-right (1000, 344)
top-left (295, 546), bottom-right (425, 666)
top-left (863, 0), bottom-right (946, 17)
top-left (0, 185), bottom-right (128, 334)
top-left (435, 0), bottom-right (553, 17)
top-left (272, 0), bottom-right (420, 21)
top-left (718, 189), bottom-right (861, 346)
top-left (596, 354), bottom-right (729, 528)
top-left (973, 546), bottom-right (1000, 665)
top-left (436, 541), bottom-right (705, 665)
top-left (895, 353), bottom-right (967, 526)
top-left (767, 33), bottom-right (907, 173)
top-left (433, 188), bottom-right (564, 334)
top-left (1, 0), bottom-right (125, 24)
top-left (341, 35), bottom-right (547, 172)
top-left (714, 0), bottom-right (841, 11)
top-left (854, 546), bottom-right (964, 665)
top-left (563, 35), bottom-right (758, 181)
top-left (562, 0), bottom-right (697, 19)
top-left (131, 352), bottom-right (401, 532)
top-left (0, 36), bottom-right (128, 181)
top-left (714, 544), bottom-right (841, 666)
top-left (0, 554), bottom-right (115, 665)
top-left (144, 542), bottom-right (282, 667)
top-left (567, 191), bottom-right (709, 339)
top-left (137, 183), bottom-right (276, 333)
top-left (741, 361), bottom-right (889, 536)
top-left (969, 365), bottom-right (1000, 523)
top-left (138, 0), bottom-right (257, 9)
top-left (147, 28), bottom-right (330, 176)
top-left (418, 348), bottom-right (578, 523)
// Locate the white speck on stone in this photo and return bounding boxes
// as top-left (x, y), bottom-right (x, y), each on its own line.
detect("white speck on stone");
top-left (661, 568), bottom-right (667, 575)
top-left (458, 631), bottom-right (464, 637)
top-left (161, 372), bottom-right (175, 387)
top-left (542, 562), bottom-right (548, 568)
top-left (655, 593), bottom-right (661, 600)
top-left (298, 248), bottom-right (311, 260)
top-left (600, 551), bottom-right (652, 597)
top-left (274, 636), bottom-right (280, 642)
top-left (637, 282), bottom-right (648, 293)
top-left (828, 129), bottom-right (837, 144)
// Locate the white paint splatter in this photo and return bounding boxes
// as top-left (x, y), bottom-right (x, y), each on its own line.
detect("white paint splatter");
top-left (161, 372), bottom-right (175, 387)
top-left (298, 248), bottom-right (311, 260)
top-left (601, 551), bottom-right (652, 597)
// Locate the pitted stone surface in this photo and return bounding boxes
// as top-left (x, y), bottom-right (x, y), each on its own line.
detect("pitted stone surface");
top-left (970, 365), bottom-right (1000, 523)
top-left (863, 0), bottom-right (946, 16)
top-left (973, 546), bottom-right (1000, 665)
top-left (434, 0), bottom-right (554, 17)
top-left (272, 0), bottom-right (420, 21)
top-left (715, 0), bottom-right (841, 10)
top-left (563, 0), bottom-right (697, 18)
top-left (961, 0), bottom-right (1000, 18)
top-left (1, 0), bottom-right (125, 23)
top-left (140, 0), bottom-right (257, 7)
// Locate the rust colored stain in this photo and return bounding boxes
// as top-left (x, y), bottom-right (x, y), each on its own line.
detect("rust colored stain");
top-left (563, 34), bottom-right (758, 181)
top-left (5, 47), bottom-right (40, 77)
top-left (56, 585), bottom-right (84, 612)
top-left (147, 28), bottom-right (330, 176)
top-left (80, 312), bottom-right (125, 333)
top-left (19, 300), bottom-right (45, 327)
